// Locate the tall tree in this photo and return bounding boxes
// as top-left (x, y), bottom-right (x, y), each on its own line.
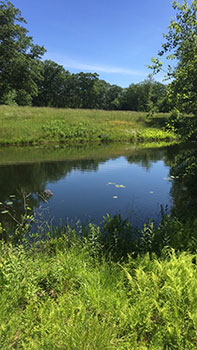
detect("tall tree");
top-left (74, 72), bottom-right (99, 109)
top-left (0, 0), bottom-right (46, 105)
top-left (93, 79), bottom-right (110, 109)
top-left (104, 85), bottom-right (123, 110)
top-left (33, 60), bottom-right (71, 108)
top-left (119, 79), bottom-right (169, 112)
top-left (150, 0), bottom-right (197, 114)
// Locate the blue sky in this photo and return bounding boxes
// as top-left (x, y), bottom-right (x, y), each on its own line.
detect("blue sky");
top-left (14, 0), bottom-right (180, 87)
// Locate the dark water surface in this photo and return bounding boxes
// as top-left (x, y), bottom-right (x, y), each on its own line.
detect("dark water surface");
top-left (0, 143), bottom-right (194, 228)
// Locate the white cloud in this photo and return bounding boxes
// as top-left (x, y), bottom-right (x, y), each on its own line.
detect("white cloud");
top-left (44, 52), bottom-right (147, 77)
top-left (64, 61), bottom-right (146, 76)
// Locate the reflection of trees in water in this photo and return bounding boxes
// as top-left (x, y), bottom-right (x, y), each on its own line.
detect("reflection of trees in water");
top-left (0, 159), bottom-right (101, 229)
top-left (126, 146), bottom-right (181, 170)
top-left (0, 145), bottom-right (196, 230)
top-left (126, 145), bottom-right (197, 222)
top-left (169, 149), bottom-right (197, 219)
top-left (126, 148), bottom-right (167, 169)
top-left (0, 159), bottom-right (101, 202)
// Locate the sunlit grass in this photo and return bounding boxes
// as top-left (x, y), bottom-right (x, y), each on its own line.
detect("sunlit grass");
top-left (0, 105), bottom-right (177, 145)
top-left (0, 206), bottom-right (196, 349)
top-left (0, 237), bottom-right (196, 349)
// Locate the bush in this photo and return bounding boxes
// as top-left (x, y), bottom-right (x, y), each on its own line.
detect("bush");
top-left (166, 110), bottom-right (197, 141)
top-left (1, 90), bottom-right (18, 106)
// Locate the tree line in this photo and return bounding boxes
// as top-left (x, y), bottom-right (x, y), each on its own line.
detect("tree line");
top-left (0, 0), bottom-right (196, 114)
top-left (0, 0), bottom-right (171, 112)
top-left (33, 65), bottom-right (170, 112)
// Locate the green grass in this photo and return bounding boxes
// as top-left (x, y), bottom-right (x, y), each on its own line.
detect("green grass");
top-left (0, 237), bottom-right (196, 349)
top-left (0, 213), bottom-right (197, 349)
top-left (0, 105), bottom-right (177, 145)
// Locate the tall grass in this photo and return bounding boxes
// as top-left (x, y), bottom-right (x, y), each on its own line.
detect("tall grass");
top-left (0, 105), bottom-right (177, 145)
top-left (0, 235), bottom-right (196, 349)
top-left (0, 212), bottom-right (197, 349)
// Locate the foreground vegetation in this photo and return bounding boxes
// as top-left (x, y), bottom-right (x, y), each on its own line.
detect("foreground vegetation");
top-left (0, 213), bottom-right (197, 350)
top-left (0, 105), bottom-right (177, 145)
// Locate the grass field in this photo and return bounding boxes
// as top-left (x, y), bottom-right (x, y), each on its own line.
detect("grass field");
top-left (0, 105), bottom-right (177, 145)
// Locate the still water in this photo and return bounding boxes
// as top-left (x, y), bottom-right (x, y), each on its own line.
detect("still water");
top-left (0, 143), bottom-right (193, 228)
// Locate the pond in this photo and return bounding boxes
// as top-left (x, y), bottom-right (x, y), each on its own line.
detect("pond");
top-left (0, 143), bottom-right (195, 231)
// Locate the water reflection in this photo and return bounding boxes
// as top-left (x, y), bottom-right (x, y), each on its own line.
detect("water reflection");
top-left (0, 143), bottom-right (196, 231)
top-left (170, 148), bottom-right (197, 220)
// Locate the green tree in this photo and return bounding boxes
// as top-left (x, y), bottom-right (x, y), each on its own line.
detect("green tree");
top-left (33, 60), bottom-right (71, 108)
top-left (93, 79), bottom-right (110, 109)
top-left (0, 0), bottom-right (46, 105)
top-left (150, 0), bottom-right (197, 114)
top-left (74, 72), bottom-right (99, 109)
top-left (119, 79), bottom-right (169, 112)
top-left (104, 84), bottom-right (123, 110)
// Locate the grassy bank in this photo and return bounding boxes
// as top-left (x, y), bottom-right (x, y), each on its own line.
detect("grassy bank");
top-left (0, 215), bottom-right (197, 349)
top-left (0, 106), bottom-right (177, 145)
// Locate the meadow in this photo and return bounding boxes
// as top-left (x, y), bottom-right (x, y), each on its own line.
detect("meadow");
top-left (0, 105), bottom-right (177, 145)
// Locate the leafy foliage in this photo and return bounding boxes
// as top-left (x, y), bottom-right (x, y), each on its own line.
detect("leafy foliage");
top-left (0, 0), bottom-right (46, 105)
top-left (120, 78), bottom-right (170, 113)
top-left (0, 229), bottom-right (196, 349)
top-left (33, 62), bottom-right (169, 112)
top-left (42, 120), bottom-right (107, 142)
top-left (170, 149), bottom-right (197, 219)
top-left (150, 0), bottom-right (197, 114)
top-left (33, 60), bottom-right (71, 108)
top-left (166, 109), bottom-right (197, 140)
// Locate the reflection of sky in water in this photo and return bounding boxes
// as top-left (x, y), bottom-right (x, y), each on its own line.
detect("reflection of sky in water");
top-left (3, 142), bottom-right (187, 231)
top-left (45, 156), bottom-right (172, 227)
